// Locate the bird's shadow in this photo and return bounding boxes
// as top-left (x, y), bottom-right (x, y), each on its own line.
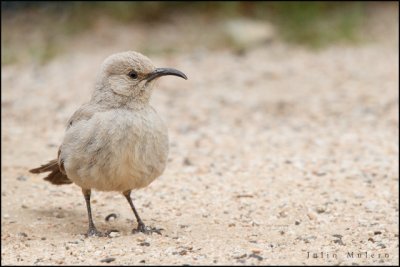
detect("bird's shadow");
top-left (25, 206), bottom-right (135, 237)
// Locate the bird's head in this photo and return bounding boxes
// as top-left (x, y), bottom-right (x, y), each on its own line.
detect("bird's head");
top-left (94, 51), bottom-right (187, 106)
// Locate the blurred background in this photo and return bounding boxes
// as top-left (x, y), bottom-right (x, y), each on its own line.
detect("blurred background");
top-left (1, 1), bottom-right (396, 65)
top-left (2, 2), bottom-right (399, 265)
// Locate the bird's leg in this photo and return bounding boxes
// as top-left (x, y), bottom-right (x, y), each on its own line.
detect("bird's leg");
top-left (82, 188), bottom-right (103, 237)
top-left (123, 190), bottom-right (163, 235)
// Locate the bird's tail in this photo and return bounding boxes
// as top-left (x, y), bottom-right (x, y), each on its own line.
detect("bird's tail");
top-left (29, 159), bottom-right (72, 185)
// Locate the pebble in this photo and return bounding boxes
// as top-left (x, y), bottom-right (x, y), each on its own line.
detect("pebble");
top-left (233, 253), bottom-right (247, 259)
top-left (108, 231), bottom-right (120, 238)
top-left (105, 213), bottom-right (118, 222)
top-left (279, 211), bottom-right (288, 218)
top-left (136, 236), bottom-right (146, 242)
top-left (139, 242), bottom-right (150, 246)
top-left (100, 257), bottom-right (115, 263)
top-left (332, 234), bottom-right (345, 245)
top-left (312, 171), bottom-right (327, 176)
top-left (183, 157), bottom-right (192, 166)
top-left (301, 236), bottom-right (317, 243)
top-left (377, 243), bottom-right (386, 249)
top-left (18, 232), bottom-right (28, 237)
top-left (307, 212), bottom-right (317, 220)
top-left (316, 206), bottom-right (326, 213)
top-left (333, 239), bottom-right (345, 246)
top-left (17, 176), bottom-right (27, 181)
top-left (248, 253), bottom-right (263, 261)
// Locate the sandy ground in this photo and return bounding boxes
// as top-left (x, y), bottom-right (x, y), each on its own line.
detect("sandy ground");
top-left (1, 5), bottom-right (399, 265)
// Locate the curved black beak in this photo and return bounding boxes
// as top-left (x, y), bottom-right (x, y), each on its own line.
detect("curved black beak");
top-left (145, 68), bottom-right (187, 83)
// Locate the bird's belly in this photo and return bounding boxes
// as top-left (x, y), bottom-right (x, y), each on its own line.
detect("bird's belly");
top-left (62, 109), bottom-right (169, 192)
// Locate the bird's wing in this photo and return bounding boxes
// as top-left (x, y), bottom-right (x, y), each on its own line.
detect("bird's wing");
top-left (66, 103), bottom-right (98, 129)
top-left (57, 103), bottom-right (100, 173)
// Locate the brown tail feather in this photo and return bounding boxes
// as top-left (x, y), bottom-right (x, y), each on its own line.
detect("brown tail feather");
top-left (30, 159), bottom-right (72, 185)
top-left (29, 159), bottom-right (59, 173)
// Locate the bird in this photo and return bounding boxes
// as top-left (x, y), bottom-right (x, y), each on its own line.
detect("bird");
top-left (29, 51), bottom-right (187, 237)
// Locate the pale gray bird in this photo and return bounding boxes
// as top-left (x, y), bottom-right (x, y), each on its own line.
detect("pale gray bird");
top-left (30, 51), bottom-right (187, 236)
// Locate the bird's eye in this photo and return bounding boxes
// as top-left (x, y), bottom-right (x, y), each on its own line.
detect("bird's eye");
top-left (128, 71), bottom-right (138, 79)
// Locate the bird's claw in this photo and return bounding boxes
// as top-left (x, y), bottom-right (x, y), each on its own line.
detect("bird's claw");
top-left (132, 223), bottom-right (163, 235)
top-left (85, 228), bottom-right (104, 237)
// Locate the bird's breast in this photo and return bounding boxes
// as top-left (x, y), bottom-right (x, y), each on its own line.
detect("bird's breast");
top-left (63, 107), bottom-right (169, 191)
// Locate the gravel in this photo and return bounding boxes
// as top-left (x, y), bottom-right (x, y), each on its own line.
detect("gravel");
top-left (1, 5), bottom-right (398, 265)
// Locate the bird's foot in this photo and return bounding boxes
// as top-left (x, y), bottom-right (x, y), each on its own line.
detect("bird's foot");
top-left (132, 222), bottom-right (163, 235)
top-left (85, 227), bottom-right (104, 237)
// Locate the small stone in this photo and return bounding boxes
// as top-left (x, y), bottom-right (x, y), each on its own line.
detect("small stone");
top-left (374, 231), bottom-right (382, 235)
top-left (303, 236), bottom-right (317, 243)
top-left (233, 253), bottom-right (247, 259)
top-left (312, 171), bottom-right (326, 176)
top-left (3, 214), bottom-right (10, 219)
top-left (139, 242), bottom-right (150, 247)
top-left (248, 253), bottom-right (263, 261)
top-left (316, 206), bottom-right (326, 213)
top-left (41, 237), bottom-right (46, 240)
top-left (377, 243), bottom-right (386, 249)
top-left (109, 231), bottom-right (120, 238)
top-left (105, 213), bottom-right (118, 222)
top-left (307, 212), bottom-right (317, 220)
top-left (333, 239), bottom-right (345, 246)
top-left (183, 157), bottom-right (192, 166)
top-left (100, 257), bottom-right (115, 263)
top-left (139, 260), bottom-right (145, 263)
top-left (18, 232), bottom-right (28, 237)
top-left (295, 220), bottom-right (301, 225)
top-left (17, 176), bottom-right (27, 181)
top-left (21, 205), bottom-right (28, 209)
top-left (279, 211), bottom-right (288, 218)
